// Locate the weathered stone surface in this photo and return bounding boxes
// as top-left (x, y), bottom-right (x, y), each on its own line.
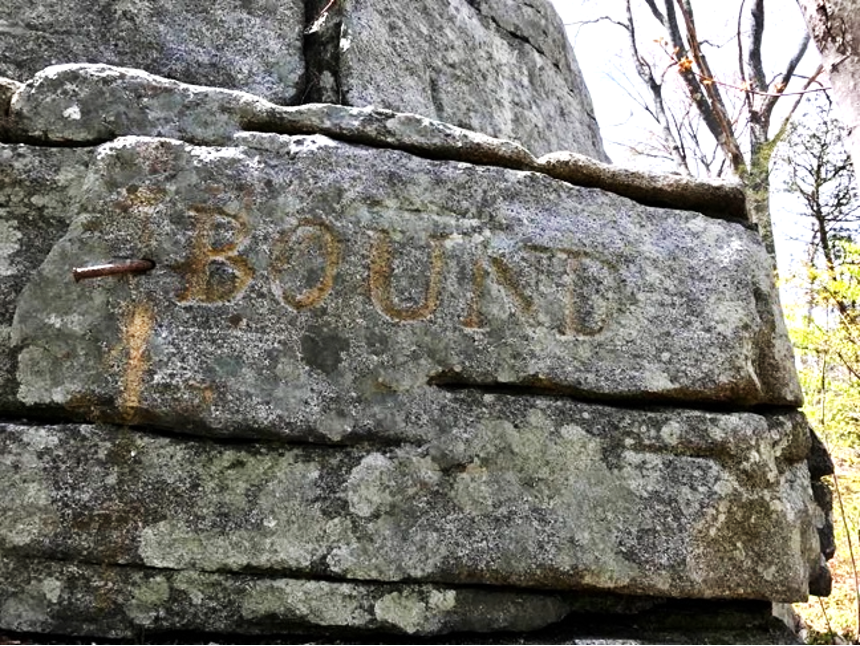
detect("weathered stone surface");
top-left (0, 144), bottom-right (91, 408)
top-left (0, 411), bottom-right (820, 601)
top-left (9, 64), bottom-right (747, 219)
top-left (0, 555), bottom-right (577, 638)
top-left (0, 0), bottom-right (304, 104)
top-left (306, 0), bottom-right (607, 160)
top-left (0, 2), bottom-right (822, 640)
top-left (9, 65), bottom-right (537, 169)
top-left (9, 65), bottom-right (266, 146)
top-left (0, 0), bottom-right (604, 157)
top-left (0, 588), bottom-right (804, 646)
top-left (4, 133), bottom-right (801, 434)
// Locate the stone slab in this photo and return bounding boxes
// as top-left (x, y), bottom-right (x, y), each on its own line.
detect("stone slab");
top-left (8, 64), bottom-right (745, 221)
top-left (0, 0), bottom-right (304, 104)
top-left (4, 134), bottom-right (801, 435)
top-left (0, 555), bottom-right (578, 638)
top-left (0, 409), bottom-right (820, 601)
top-left (0, 558), bottom-right (799, 644)
top-left (306, 0), bottom-right (606, 158)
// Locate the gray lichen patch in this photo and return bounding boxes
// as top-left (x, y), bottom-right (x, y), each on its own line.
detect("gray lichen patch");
top-left (0, 220), bottom-right (22, 277)
top-left (0, 555), bottom-right (577, 637)
top-left (125, 576), bottom-right (170, 627)
top-left (0, 425), bottom-right (59, 549)
top-left (0, 413), bottom-right (819, 601)
top-left (373, 589), bottom-right (457, 634)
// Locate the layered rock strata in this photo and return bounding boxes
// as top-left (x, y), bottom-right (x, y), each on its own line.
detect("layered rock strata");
top-left (0, 61), bottom-right (828, 645)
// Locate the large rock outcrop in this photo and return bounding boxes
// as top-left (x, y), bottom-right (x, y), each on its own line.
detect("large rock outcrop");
top-left (0, 1), bottom-right (829, 643)
top-left (0, 0), bottom-right (306, 104)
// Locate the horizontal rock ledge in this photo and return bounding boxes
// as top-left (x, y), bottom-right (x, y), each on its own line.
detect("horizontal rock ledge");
top-left (5, 64), bottom-right (746, 221)
top-left (0, 413), bottom-right (820, 602)
top-left (0, 564), bottom-right (801, 643)
top-left (0, 555), bottom-right (581, 638)
top-left (4, 134), bottom-right (799, 435)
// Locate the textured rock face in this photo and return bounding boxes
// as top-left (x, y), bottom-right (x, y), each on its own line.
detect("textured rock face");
top-left (0, 145), bottom-right (91, 406)
top-left (5, 134), bottom-right (801, 436)
top-left (0, 553), bottom-right (577, 637)
top-left (0, 0), bottom-right (305, 104)
top-left (306, 0), bottom-right (607, 158)
top-left (6, 64), bottom-right (744, 220)
top-left (0, 61), bottom-right (826, 641)
top-left (0, 413), bottom-right (819, 604)
top-left (0, 0), bottom-right (607, 160)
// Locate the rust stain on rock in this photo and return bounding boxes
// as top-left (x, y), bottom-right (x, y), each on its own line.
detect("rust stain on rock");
top-left (117, 301), bottom-right (156, 424)
top-left (174, 203), bottom-right (255, 304)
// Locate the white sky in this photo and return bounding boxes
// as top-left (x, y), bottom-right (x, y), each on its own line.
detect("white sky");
top-left (548, 0), bottom-right (824, 276)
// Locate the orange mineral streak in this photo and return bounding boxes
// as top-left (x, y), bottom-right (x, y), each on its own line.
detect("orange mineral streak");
top-left (117, 301), bottom-right (156, 423)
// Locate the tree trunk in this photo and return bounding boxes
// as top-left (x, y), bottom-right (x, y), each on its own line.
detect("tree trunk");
top-left (748, 117), bottom-right (777, 257)
top-left (746, 166), bottom-right (775, 258)
top-left (798, 0), bottom-right (860, 188)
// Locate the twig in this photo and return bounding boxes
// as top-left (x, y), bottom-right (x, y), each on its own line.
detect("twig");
top-left (818, 348), bottom-right (860, 639)
top-left (818, 597), bottom-right (836, 644)
top-left (306, 0), bottom-right (338, 34)
top-left (660, 43), bottom-right (831, 98)
top-left (316, 0), bottom-right (337, 17)
top-left (818, 595), bottom-right (834, 637)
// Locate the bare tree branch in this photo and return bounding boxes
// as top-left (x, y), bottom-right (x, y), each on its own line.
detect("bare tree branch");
top-left (770, 64), bottom-right (825, 152)
top-left (761, 32), bottom-right (811, 121)
top-left (737, 0), bottom-right (755, 116)
top-left (644, 0), bottom-right (730, 170)
top-left (566, 15), bottom-right (629, 42)
top-left (606, 69), bottom-right (659, 121)
top-left (675, 0), bottom-right (746, 173)
top-left (642, 0), bottom-right (666, 25)
top-left (622, 0), bottom-right (691, 173)
top-left (747, 0), bottom-right (768, 92)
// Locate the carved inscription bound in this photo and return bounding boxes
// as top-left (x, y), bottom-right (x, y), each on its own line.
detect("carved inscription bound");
top-left (165, 197), bottom-right (621, 338)
top-left (370, 231), bottom-right (447, 322)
